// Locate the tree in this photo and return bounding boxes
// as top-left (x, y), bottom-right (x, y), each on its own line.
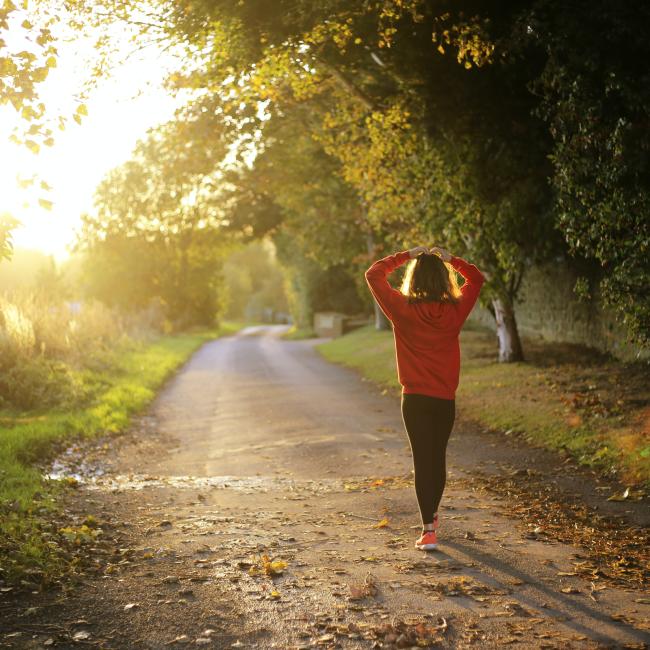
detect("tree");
top-left (75, 118), bottom-right (231, 328)
top-left (68, 0), bottom-right (648, 353)
top-left (217, 102), bottom-right (376, 328)
top-left (513, 0), bottom-right (650, 346)
top-left (147, 0), bottom-right (564, 359)
top-left (222, 240), bottom-right (288, 321)
top-left (1, 2), bottom-right (59, 153)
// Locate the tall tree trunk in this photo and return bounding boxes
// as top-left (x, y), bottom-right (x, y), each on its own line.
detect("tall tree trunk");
top-left (365, 230), bottom-right (391, 331)
top-left (372, 298), bottom-right (391, 331)
top-left (492, 296), bottom-right (524, 362)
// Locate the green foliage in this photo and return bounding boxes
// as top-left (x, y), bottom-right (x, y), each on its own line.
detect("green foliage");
top-left (140, 0), bottom-right (559, 347)
top-left (0, 289), bottom-right (154, 410)
top-left (222, 240), bottom-right (288, 321)
top-left (0, 2), bottom-right (60, 153)
top-left (50, 0), bottom-right (649, 349)
top-left (0, 356), bottom-right (81, 411)
top-left (515, 0), bottom-right (650, 346)
top-left (282, 326), bottom-right (317, 340)
top-left (0, 326), bottom-right (237, 586)
top-left (274, 231), bottom-right (366, 329)
top-left (215, 102), bottom-right (372, 326)
top-left (76, 120), bottom-right (231, 329)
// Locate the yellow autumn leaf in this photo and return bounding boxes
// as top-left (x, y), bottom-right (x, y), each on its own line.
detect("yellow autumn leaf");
top-left (267, 560), bottom-right (287, 575)
top-left (373, 517), bottom-right (390, 528)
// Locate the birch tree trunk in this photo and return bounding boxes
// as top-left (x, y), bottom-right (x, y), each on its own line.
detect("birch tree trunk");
top-left (372, 298), bottom-right (391, 331)
top-left (365, 230), bottom-right (391, 331)
top-left (492, 296), bottom-right (524, 362)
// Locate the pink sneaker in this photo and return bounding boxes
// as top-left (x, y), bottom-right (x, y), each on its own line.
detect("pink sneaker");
top-left (415, 513), bottom-right (439, 550)
top-left (415, 529), bottom-right (438, 550)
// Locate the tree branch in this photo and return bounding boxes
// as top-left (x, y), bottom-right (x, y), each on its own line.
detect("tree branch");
top-left (313, 55), bottom-right (378, 112)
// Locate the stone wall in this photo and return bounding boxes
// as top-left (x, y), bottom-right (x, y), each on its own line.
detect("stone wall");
top-left (467, 257), bottom-right (648, 362)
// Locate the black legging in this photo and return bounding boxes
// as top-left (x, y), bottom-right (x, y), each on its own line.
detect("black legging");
top-left (400, 393), bottom-right (456, 525)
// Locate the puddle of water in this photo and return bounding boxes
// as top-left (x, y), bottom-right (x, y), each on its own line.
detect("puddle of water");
top-left (47, 455), bottom-right (105, 482)
top-left (50, 473), bottom-right (346, 493)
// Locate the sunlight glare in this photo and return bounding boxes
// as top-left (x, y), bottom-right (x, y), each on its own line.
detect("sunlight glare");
top-left (1, 18), bottom-right (184, 261)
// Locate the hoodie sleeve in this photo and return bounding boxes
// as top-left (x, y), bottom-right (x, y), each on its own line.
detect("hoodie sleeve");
top-left (450, 255), bottom-right (486, 326)
top-left (364, 251), bottom-right (411, 322)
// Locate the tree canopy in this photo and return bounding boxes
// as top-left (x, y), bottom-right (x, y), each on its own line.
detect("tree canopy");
top-left (5, 0), bottom-right (649, 354)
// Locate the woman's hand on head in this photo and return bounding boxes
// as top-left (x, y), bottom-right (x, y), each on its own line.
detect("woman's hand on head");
top-left (430, 246), bottom-right (452, 262)
top-left (408, 246), bottom-right (429, 259)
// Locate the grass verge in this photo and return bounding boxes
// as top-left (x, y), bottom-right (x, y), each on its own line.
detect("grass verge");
top-left (0, 322), bottom-right (243, 587)
top-left (317, 324), bottom-right (650, 487)
top-left (282, 325), bottom-right (317, 340)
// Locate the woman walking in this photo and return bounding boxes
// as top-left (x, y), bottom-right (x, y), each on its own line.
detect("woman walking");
top-left (365, 245), bottom-right (486, 550)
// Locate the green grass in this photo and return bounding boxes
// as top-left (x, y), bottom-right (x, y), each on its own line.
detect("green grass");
top-left (0, 322), bottom-right (243, 586)
top-left (282, 325), bottom-right (317, 340)
top-left (317, 324), bottom-right (650, 487)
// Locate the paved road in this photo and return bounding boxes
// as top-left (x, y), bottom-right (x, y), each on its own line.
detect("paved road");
top-left (5, 326), bottom-right (649, 649)
top-left (120, 324), bottom-right (412, 481)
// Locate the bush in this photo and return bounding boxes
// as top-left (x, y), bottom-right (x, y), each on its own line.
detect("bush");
top-left (0, 292), bottom-right (162, 410)
top-left (0, 356), bottom-right (82, 410)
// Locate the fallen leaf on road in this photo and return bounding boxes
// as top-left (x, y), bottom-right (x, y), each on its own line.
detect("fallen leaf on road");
top-left (162, 575), bottom-right (180, 584)
top-left (607, 487), bottom-right (630, 501)
top-left (248, 553), bottom-right (288, 577)
top-left (167, 635), bottom-right (189, 645)
top-left (348, 573), bottom-right (378, 600)
top-left (426, 576), bottom-right (509, 600)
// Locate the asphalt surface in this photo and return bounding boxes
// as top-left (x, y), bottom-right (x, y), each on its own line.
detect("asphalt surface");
top-left (3, 325), bottom-right (648, 649)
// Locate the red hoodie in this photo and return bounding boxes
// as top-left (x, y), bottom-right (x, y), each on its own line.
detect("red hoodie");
top-left (365, 251), bottom-right (486, 400)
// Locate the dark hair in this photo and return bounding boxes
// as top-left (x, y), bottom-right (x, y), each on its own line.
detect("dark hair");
top-left (400, 253), bottom-right (461, 304)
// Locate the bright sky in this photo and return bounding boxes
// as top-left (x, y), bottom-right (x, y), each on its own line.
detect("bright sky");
top-left (1, 12), bottom-right (184, 262)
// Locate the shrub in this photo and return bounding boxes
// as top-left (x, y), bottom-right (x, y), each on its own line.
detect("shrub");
top-left (0, 292), bottom-right (161, 410)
